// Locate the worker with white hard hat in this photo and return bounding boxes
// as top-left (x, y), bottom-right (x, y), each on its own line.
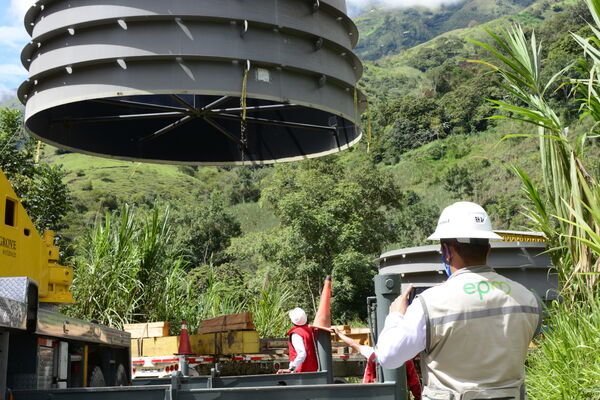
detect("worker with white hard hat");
top-left (277, 307), bottom-right (318, 374)
top-left (375, 201), bottom-right (542, 399)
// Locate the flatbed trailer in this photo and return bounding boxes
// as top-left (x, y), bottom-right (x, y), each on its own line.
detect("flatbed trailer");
top-left (131, 353), bottom-right (368, 380)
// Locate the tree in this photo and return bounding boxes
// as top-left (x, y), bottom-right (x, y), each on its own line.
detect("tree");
top-left (376, 95), bottom-right (449, 162)
top-left (0, 107), bottom-right (72, 232)
top-left (252, 157), bottom-right (403, 320)
top-left (22, 163), bottom-right (72, 231)
top-left (224, 166), bottom-right (264, 205)
top-left (174, 191), bottom-right (242, 267)
top-left (392, 191), bottom-right (439, 248)
top-left (0, 108), bottom-right (36, 185)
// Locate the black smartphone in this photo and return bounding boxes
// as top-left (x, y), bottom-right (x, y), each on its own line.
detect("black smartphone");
top-left (408, 286), bottom-right (428, 305)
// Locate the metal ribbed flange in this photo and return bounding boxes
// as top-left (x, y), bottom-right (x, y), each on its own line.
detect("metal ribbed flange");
top-left (20, 0), bottom-right (365, 165)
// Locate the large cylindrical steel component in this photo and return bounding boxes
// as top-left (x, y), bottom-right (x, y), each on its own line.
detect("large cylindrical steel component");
top-left (19, 0), bottom-right (365, 165)
top-left (374, 241), bottom-right (559, 301)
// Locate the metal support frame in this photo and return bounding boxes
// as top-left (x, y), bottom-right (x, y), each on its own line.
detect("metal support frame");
top-left (374, 274), bottom-right (408, 400)
top-left (67, 97), bottom-right (338, 156)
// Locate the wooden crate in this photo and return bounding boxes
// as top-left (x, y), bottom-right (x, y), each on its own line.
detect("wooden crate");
top-left (189, 331), bottom-right (260, 355)
top-left (131, 338), bottom-right (142, 358)
top-left (124, 322), bottom-right (170, 339)
top-left (197, 313), bottom-right (254, 334)
top-left (332, 345), bottom-right (350, 356)
top-left (331, 325), bottom-right (351, 334)
top-left (190, 334), bottom-right (217, 355)
top-left (221, 331), bottom-right (260, 354)
top-left (260, 338), bottom-right (288, 352)
top-left (141, 336), bottom-right (179, 357)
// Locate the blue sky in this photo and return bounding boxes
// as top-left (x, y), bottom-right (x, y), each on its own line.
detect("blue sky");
top-left (0, 0), bottom-right (32, 100)
top-left (0, 0), bottom-right (456, 101)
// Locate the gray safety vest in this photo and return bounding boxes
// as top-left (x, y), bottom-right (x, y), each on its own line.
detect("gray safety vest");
top-left (418, 266), bottom-right (542, 400)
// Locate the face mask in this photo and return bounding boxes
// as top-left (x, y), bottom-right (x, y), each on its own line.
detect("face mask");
top-left (442, 246), bottom-right (452, 277)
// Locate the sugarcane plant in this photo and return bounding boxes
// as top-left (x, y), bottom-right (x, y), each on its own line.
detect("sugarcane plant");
top-left (470, 1), bottom-right (600, 397)
top-left (469, 4), bottom-right (600, 301)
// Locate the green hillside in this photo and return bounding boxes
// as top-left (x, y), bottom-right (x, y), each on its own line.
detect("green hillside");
top-left (354, 0), bottom-right (537, 60)
top-left (43, 149), bottom-right (279, 238)
top-left (360, 0), bottom-right (581, 99)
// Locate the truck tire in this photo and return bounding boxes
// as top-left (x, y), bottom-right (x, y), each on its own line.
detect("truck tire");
top-left (115, 364), bottom-right (128, 386)
top-left (88, 365), bottom-right (106, 387)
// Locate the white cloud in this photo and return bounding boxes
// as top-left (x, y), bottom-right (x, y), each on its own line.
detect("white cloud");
top-left (0, 1), bottom-right (35, 94)
top-left (9, 0), bottom-right (35, 21)
top-left (0, 63), bottom-right (28, 77)
top-left (0, 62), bottom-right (27, 99)
top-left (0, 26), bottom-right (30, 50)
top-left (0, 1), bottom-right (34, 50)
top-left (348, 0), bottom-right (462, 9)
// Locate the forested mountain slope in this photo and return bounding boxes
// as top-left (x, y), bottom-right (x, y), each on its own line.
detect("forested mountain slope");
top-left (354, 0), bottom-right (537, 60)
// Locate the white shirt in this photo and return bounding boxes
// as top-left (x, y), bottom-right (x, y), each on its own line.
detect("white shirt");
top-left (359, 345), bottom-right (375, 360)
top-left (289, 333), bottom-right (306, 370)
top-left (375, 301), bottom-right (427, 369)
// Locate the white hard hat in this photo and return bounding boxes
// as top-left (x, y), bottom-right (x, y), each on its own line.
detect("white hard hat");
top-left (428, 201), bottom-right (502, 241)
top-left (288, 307), bottom-right (307, 326)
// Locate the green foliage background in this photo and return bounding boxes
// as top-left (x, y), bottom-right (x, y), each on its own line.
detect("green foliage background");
top-left (2, 0), bottom-right (599, 356)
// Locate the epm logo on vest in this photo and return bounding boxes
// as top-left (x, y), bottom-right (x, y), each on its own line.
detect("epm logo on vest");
top-left (463, 280), bottom-right (511, 300)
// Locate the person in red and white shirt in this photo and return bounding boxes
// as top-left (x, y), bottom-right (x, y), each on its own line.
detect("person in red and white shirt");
top-left (277, 307), bottom-right (319, 374)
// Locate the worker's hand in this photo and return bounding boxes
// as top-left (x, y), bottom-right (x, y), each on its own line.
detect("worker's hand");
top-left (389, 284), bottom-right (413, 315)
top-left (277, 369), bottom-right (292, 374)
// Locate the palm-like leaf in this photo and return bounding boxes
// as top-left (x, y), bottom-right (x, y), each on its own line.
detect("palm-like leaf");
top-left (472, 10), bottom-right (600, 300)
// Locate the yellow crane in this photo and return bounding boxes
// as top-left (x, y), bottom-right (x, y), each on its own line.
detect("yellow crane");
top-left (0, 169), bottom-right (73, 304)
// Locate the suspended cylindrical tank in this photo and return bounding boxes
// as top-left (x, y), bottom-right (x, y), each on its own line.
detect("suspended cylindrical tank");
top-left (19, 0), bottom-right (365, 165)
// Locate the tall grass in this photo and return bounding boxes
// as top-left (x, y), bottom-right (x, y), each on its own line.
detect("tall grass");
top-left (526, 300), bottom-right (600, 399)
top-left (67, 205), bottom-right (294, 337)
top-left (251, 279), bottom-right (295, 338)
top-left (472, 1), bottom-right (600, 398)
top-left (68, 205), bottom-right (143, 327)
top-left (67, 205), bottom-right (190, 329)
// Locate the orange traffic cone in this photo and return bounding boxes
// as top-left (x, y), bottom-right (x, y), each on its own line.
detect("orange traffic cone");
top-left (177, 320), bottom-right (194, 355)
top-left (312, 276), bottom-right (332, 329)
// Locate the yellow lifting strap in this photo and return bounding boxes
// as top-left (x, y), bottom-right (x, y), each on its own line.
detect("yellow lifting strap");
top-left (240, 60), bottom-right (250, 162)
top-left (366, 99), bottom-right (373, 154)
top-left (241, 60), bottom-right (250, 121)
top-left (353, 87), bottom-right (359, 138)
top-left (34, 141), bottom-right (42, 164)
